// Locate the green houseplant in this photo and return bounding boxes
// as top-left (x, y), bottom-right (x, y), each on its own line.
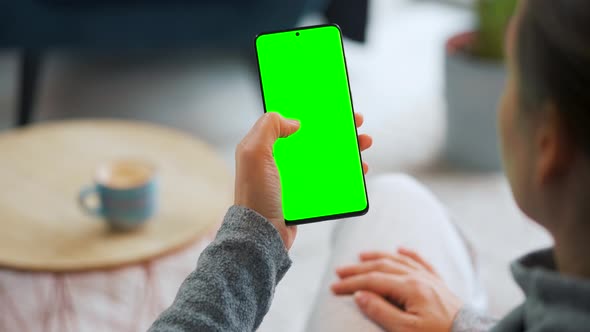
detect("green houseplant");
top-left (474, 0), bottom-right (519, 59)
top-left (444, 0), bottom-right (518, 170)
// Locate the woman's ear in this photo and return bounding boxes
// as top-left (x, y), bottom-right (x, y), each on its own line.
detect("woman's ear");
top-left (535, 103), bottom-right (576, 186)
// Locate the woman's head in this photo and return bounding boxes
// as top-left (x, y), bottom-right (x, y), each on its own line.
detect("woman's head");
top-left (500, 0), bottom-right (590, 229)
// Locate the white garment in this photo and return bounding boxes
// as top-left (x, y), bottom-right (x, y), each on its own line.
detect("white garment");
top-left (305, 174), bottom-right (487, 331)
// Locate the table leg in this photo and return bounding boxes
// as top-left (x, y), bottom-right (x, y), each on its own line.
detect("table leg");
top-left (17, 50), bottom-right (42, 127)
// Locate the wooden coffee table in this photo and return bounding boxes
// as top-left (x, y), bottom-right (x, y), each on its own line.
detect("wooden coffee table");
top-left (0, 120), bottom-right (233, 331)
top-left (0, 119), bottom-right (233, 271)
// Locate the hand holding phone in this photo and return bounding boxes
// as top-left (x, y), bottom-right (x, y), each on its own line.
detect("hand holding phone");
top-left (234, 112), bottom-right (371, 249)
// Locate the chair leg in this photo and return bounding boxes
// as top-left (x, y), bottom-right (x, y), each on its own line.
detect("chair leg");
top-left (17, 51), bottom-right (42, 127)
top-left (325, 0), bottom-right (369, 42)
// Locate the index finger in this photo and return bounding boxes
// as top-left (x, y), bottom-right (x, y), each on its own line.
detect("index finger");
top-left (398, 247), bottom-right (438, 276)
top-left (336, 259), bottom-right (410, 279)
top-left (331, 272), bottom-right (409, 302)
top-left (360, 251), bottom-right (424, 272)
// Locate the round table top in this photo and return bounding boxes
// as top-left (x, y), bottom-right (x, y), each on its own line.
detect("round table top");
top-left (0, 120), bottom-right (233, 272)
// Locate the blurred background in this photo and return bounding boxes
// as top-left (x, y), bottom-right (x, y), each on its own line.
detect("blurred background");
top-left (0, 0), bottom-right (552, 331)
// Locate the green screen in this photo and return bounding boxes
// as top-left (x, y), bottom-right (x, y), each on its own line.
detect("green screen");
top-left (256, 25), bottom-right (368, 224)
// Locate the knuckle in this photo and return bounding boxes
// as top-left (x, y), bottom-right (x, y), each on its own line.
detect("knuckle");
top-left (264, 112), bottom-right (282, 124)
top-left (236, 146), bottom-right (256, 162)
top-left (236, 142), bottom-right (259, 160)
top-left (401, 316), bottom-right (421, 329)
top-left (363, 298), bottom-right (378, 316)
top-left (404, 276), bottom-right (421, 290)
top-left (415, 284), bottom-right (429, 297)
top-left (376, 259), bottom-right (391, 270)
top-left (408, 277), bottom-right (431, 298)
top-left (235, 141), bottom-right (247, 155)
top-left (367, 271), bottom-right (383, 281)
top-left (235, 141), bottom-right (245, 156)
top-left (400, 256), bottom-right (414, 267)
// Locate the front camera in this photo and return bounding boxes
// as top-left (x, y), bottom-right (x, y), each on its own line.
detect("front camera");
top-left (296, 32), bottom-right (300, 37)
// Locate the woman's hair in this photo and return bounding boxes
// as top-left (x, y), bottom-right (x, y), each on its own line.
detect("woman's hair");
top-left (517, 0), bottom-right (590, 151)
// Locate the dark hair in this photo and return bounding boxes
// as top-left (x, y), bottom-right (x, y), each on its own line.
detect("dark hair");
top-left (517, 0), bottom-right (590, 151)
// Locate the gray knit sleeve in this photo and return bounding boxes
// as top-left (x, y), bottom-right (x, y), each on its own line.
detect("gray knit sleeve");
top-left (451, 306), bottom-right (498, 332)
top-left (149, 205), bottom-right (292, 332)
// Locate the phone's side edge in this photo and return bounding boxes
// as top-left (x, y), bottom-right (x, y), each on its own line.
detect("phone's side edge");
top-left (336, 21), bottom-right (371, 222)
top-left (254, 34), bottom-right (269, 115)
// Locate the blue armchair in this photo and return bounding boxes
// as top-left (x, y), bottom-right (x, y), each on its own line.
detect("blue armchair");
top-left (0, 0), bottom-right (326, 49)
top-left (0, 0), bottom-right (367, 126)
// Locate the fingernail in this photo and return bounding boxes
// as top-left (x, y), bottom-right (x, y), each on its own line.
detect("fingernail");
top-left (355, 291), bottom-right (368, 306)
top-left (288, 119), bottom-right (300, 126)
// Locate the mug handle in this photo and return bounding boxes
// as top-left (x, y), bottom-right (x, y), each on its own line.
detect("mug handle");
top-left (78, 186), bottom-right (102, 217)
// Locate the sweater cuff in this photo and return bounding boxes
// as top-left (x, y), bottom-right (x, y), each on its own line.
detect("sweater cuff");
top-left (451, 306), bottom-right (497, 332)
top-left (220, 205), bottom-right (292, 282)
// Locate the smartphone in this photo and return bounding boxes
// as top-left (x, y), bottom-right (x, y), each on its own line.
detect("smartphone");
top-left (255, 24), bottom-right (369, 225)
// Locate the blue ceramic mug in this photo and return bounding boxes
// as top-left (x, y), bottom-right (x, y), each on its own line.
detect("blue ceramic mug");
top-left (79, 159), bottom-right (158, 231)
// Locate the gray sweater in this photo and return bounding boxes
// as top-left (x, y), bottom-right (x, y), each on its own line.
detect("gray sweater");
top-left (149, 206), bottom-right (291, 331)
top-left (150, 206), bottom-right (590, 332)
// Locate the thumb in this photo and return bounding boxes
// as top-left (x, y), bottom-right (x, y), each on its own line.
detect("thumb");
top-left (238, 112), bottom-right (300, 158)
top-left (354, 291), bottom-right (415, 331)
top-left (273, 113), bottom-right (300, 138)
top-left (255, 112), bottom-right (300, 143)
